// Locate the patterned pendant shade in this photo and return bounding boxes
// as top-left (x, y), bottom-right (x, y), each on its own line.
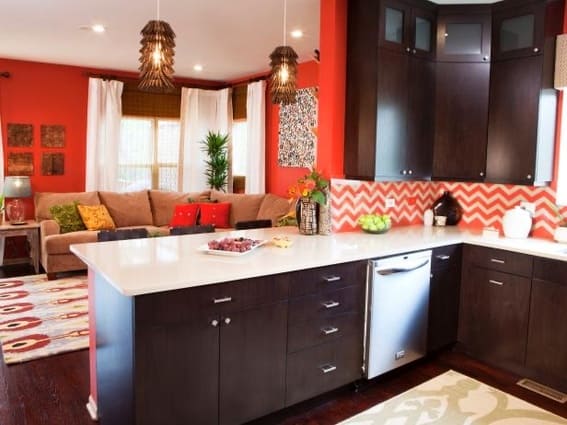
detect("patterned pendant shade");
top-left (269, 45), bottom-right (298, 105)
top-left (138, 19), bottom-right (176, 92)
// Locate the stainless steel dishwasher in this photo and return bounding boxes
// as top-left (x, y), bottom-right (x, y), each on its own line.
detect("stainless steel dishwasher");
top-left (364, 250), bottom-right (432, 379)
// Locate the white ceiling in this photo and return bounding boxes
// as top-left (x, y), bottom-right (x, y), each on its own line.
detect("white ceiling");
top-left (0, 0), bottom-right (501, 82)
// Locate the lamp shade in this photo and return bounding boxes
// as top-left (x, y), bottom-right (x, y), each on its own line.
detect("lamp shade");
top-left (555, 34), bottom-right (567, 90)
top-left (4, 176), bottom-right (32, 198)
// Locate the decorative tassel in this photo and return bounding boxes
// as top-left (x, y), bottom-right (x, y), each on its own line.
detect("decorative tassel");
top-left (138, 20), bottom-right (176, 92)
top-left (269, 45), bottom-right (298, 105)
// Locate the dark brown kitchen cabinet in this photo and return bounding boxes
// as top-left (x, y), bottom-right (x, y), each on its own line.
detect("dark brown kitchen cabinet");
top-left (433, 62), bottom-right (490, 181)
top-left (436, 5), bottom-right (491, 62)
top-left (458, 245), bottom-right (532, 372)
top-left (486, 0), bottom-right (563, 185)
top-left (526, 258), bottom-right (567, 392)
top-left (345, 0), bottom-right (435, 181)
top-left (428, 244), bottom-right (462, 352)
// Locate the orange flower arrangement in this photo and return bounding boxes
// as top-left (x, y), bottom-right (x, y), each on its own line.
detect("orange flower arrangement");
top-left (288, 168), bottom-right (329, 205)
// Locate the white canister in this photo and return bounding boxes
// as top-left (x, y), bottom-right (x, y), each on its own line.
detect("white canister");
top-left (423, 209), bottom-right (434, 226)
top-left (502, 206), bottom-right (532, 239)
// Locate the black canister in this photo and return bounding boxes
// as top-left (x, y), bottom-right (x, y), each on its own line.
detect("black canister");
top-left (432, 191), bottom-right (462, 225)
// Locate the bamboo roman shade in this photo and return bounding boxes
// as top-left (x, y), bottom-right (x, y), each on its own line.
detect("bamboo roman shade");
top-left (122, 81), bottom-right (181, 118)
top-left (232, 85), bottom-right (247, 120)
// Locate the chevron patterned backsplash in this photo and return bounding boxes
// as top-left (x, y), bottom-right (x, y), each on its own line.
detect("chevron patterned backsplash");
top-left (330, 179), bottom-right (567, 239)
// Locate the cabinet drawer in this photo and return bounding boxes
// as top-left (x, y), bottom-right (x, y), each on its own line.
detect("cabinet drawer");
top-left (533, 258), bottom-right (567, 285)
top-left (288, 312), bottom-right (363, 353)
top-left (285, 334), bottom-right (363, 407)
top-left (289, 261), bottom-right (366, 298)
top-left (288, 285), bottom-right (364, 325)
top-left (431, 244), bottom-right (462, 271)
top-left (464, 245), bottom-right (533, 277)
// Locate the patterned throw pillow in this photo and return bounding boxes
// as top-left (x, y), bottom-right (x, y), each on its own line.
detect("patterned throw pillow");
top-left (170, 204), bottom-right (200, 227)
top-left (198, 202), bottom-right (231, 228)
top-left (49, 202), bottom-right (86, 234)
top-left (77, 204), bottom-right (116, 231)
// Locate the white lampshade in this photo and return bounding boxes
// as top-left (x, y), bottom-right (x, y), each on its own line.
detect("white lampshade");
top-left (555, 34), bottom-right (567, 90)
top-left (3, 176), bottom-right (32, 198)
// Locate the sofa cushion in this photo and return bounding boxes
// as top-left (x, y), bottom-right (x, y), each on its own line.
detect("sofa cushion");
top-left (44, 230), bottom-right (99, 255)
top-left (35, 191), bottom-right (100, 221)
top-left (257, 194), bottom-right (292, 226)
top-left (49, 202), bottom-right (86, 233)
top-left (210, 190), bottom-right (264, 227)
top-left (99, 190), bottom-right (153, 228)
top-left (199, 202), bottom-right (231, 229)
top-left (149, 190), bottom-right (211, 227)
top-left (170, 204), bottom-right (199, 227)
top-left (77, 205), bottom-right (116, 231)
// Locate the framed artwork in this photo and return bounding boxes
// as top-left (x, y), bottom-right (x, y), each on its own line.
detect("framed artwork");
top-left (7, 123), bottom-right (33, 147)
top-left (41, 125), bottom-right (66, 148)
top-left (7, 152), bottom-right (34, 176)
top-left (41, 153), bottom-right (65, 176)
top-left (278, 87), bottom-right (318, 168)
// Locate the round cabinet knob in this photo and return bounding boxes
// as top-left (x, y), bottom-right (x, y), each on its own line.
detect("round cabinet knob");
top-left (412, 49), bottom-right (417, 54)
top-left (408, 169), bottom-right (413, 175)
top-left (482, 56), bottom-right (489, 61)
top-left (211, 319), bottom-right (219, 327)
top-left (533, 47), bottom-right (539, 53)
top-left (480, 172), bottom-right (485, 177)
top-left (402, 170), bottom-right (407, 175)
top-left (224, 317), bottom-right (231, 325)
top-left (405, 47), bottom-right (411, 53)
top-left (527, 174), bottom-right (533, 180)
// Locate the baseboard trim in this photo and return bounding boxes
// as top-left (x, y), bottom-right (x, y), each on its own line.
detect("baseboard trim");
top-left (517, 378), bottom-right (567, 403)
top-left (86, 394), bottom-right (98, 421)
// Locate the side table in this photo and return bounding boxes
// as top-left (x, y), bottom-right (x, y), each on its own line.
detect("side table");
top-left (0, 220), bottom-right (40, 274)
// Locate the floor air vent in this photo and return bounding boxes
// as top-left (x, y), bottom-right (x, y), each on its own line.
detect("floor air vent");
top-left (517, 378), bottom-right (567, 403)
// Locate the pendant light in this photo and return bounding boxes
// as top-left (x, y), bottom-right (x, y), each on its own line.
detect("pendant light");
top-left (138, 0), bottom-right (176, 92)
top-left (269, 0), bottom-right (298, 105)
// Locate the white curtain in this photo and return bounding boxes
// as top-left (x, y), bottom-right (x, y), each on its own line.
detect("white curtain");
top-left (179, 87), bottom-right (232, 192)
top-left (0, 106), bottom-right (4, 264)
top-left (245, 81), bottom-right (266, 194)
top-left (85, 78), bottom-right (123, 191)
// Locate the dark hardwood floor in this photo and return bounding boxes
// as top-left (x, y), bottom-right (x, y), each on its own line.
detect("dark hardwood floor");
top-left (1, 266), bottom-right (566, 424)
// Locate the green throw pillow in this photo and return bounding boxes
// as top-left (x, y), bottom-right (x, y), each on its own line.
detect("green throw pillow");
top-left (49, 202), bottom-right (86, 234)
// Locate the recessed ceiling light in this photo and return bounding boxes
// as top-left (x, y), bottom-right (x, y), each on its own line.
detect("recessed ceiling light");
top-left (91, 24), bottom-right (106, 33)
top-left (290, 29), bottom-right (303, 39)
top-left (193, 64), bottom-right (203, 72)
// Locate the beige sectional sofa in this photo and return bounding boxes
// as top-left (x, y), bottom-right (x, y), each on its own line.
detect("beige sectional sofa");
top-left (35, 189), bottom-right (290, 278)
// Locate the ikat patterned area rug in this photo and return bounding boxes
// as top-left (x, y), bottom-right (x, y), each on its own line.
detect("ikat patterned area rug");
top-left (340, 370), bottom-right (567, 425)
top-left (0, 274), bottom-right (89, 364)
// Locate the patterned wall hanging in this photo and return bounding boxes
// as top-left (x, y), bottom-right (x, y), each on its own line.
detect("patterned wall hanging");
top-left (41, 153), bottom-right (65, 176)
top-left (7, 152), bottom-right (34, 175)
top-left (278, 87), bottom-right (318, 167)
top-left (7, 123), bottom-right (33, 147)
top-left (41, 125), bottom-right (65, 148)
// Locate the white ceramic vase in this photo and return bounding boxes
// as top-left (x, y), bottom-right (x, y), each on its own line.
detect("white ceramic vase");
top-left (502, 206), bottom-right (532, 239)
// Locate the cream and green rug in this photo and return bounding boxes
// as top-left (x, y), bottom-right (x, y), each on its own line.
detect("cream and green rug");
top-left (340, 370), bottom-right (567, 424)
top-left (0, 274), bottom-right (89, 364)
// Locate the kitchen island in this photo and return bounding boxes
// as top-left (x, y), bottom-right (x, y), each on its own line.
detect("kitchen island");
top-left (71, 226), bottom-right (567, 425)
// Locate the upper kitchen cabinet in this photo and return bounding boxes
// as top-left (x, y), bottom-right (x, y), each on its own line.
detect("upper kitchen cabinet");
top-left (436, 5), bottom-right (491, 62)
top-left (486, 0), bottom-right (563, 185)
top-left (491, 0), bottom-right (546, 61)
top-left (345, 0), bottom-right (436, 181)
top-left (379, 0), bottom-right (436, 60)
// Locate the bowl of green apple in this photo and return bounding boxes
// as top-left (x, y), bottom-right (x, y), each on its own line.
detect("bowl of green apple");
top-left (358, 213), bottom-right (392, 234)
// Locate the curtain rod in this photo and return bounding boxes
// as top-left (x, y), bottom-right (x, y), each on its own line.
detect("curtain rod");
top-left (0, 72), bottom-right (10, 78)
top-left (84, 71), bottom-right (226, 90)
top-left (228, 75), bottom-right (268, 89)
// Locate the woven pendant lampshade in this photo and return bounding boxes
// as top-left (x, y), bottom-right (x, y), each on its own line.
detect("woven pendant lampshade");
top-left (269, 0), bottom-right (298, 105)
top-left (138, 17), bottom-right (176, 92)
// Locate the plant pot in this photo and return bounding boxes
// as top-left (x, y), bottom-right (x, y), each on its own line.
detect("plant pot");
top-left (296, 197), bottom-right (318, 235)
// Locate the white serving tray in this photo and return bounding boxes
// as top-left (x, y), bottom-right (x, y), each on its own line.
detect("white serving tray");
top-left (197, 239), bottom-right (267, 257)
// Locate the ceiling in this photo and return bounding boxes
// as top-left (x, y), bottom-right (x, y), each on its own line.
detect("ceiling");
top-left (0, 0), bottom-right (501, 83)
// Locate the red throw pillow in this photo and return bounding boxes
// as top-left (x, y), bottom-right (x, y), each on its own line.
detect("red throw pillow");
top-left (170, 204), bottom-right (200, 227)
top-left (198, 202), bottom-right (231, 228)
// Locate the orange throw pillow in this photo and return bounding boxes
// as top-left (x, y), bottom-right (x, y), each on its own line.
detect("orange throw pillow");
top-left (77, 204), bottom-right (116, 231)
top-left (198, 202), bottom-right (231, 229)
top-left (170, 204), bottom-right (200, 227)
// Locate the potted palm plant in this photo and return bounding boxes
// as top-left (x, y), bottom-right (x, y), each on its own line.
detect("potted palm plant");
top-left (201, 131), bottom-right (229, 191)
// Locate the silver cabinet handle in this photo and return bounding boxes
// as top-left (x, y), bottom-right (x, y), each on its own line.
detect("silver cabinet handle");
top-left (320, 364), bottom-right (337, 374)
top-left (405, 47), bottom-right (411, 52)
top-left (412, 49), bottom-right (416, 54)
top-left (408, 169), bottom-right (413, 175)
top-left (527, 174), bottom-right (533, 180)
top-left (435, 254), bottom-right (450, 260)
top-left (322, 301), bottom-right (340, 309)
top-left (213, 296), bottom-right (232, 304)
top-left (401, 170), bottom-right (407, 175)
top-left (482, 56), bottom-right (489, 61)
top-left (490, 258), bottom-right (505, 264)
top-left (480, 171), bottom-right (485, 177)
top-left (211, 319), bottom-right (219, 327)
top-left (323, 275), bottom-right (341, 283)
top-left (489, 279), bottom-right (504, 286)
top-left (224, 317), bottom-right (231, 325)
top-left (322, 326), bottom-right (339, 335)
top-left (533, 47), bottom-right (539, 53)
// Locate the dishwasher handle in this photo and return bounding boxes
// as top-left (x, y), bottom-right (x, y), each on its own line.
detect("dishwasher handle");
top-left (375, 259), bottom-right (430, 276)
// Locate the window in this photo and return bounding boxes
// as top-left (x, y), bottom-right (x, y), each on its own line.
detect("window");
top-left (118, 117), bottom-right (180, 192)
top-left (231, 120), bottom-right (248, 176)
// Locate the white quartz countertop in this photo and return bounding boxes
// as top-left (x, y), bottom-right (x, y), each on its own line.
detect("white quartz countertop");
top-left (70, 225), bottom-right (567, 296)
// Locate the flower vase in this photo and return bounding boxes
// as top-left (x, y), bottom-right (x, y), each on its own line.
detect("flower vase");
top-left (318, 189), bottom-right (331, 235)
top-left (296, 197), bottom-right (318, 235)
